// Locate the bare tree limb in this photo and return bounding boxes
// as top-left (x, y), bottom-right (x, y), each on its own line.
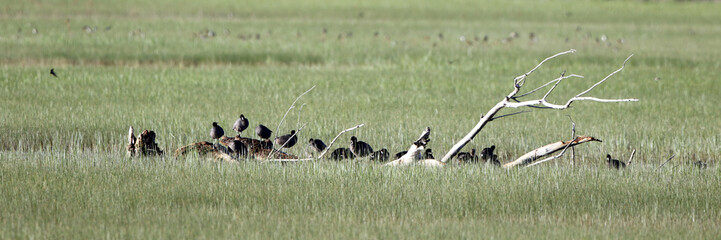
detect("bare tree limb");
top-left (503, 136), bottom-right (601, 168)
top-left (489, 111), bottom-right (530, 121)
top-left (628, 149), bottom-right (637, 165)
top-left (524, 139), bottom-right (575, 168)
top-left (274, 86), bottom-right (315, 141)
top-left (316, 124), bottom-right (365, 159)
top-left (440, 50), bottom-right (638, 163)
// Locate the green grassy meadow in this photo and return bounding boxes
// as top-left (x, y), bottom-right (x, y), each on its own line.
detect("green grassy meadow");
top-left (1, 0), bottom-right (720, 238)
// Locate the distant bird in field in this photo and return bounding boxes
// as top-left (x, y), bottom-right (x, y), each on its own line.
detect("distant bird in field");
top-left (210, 122), bottom-right (224, 145)
top-left (255, 124), bottom-right (272, 140)
top-left (308, 138), bottom-right (327, 153)
top-left (330, 148), bottom-right (353, 160)
top-left (349, 136), bottom-right (373, 158)
top-left (370, 148), bottom-right (390, 162)
top-left (693, 161), bottom-right (708, 169)
top-left (232, 114), bottom-right (249, 136)
top-left (275, 130), bottom-right (298, 148)
top-left (423, 149), bottom-right (435, 159)
top-left (606, 154), bottom-right (626, 169)
top-left (456, 149), bottom-right (478, 163)
top-left (50, 68), bottom-right (58, 77)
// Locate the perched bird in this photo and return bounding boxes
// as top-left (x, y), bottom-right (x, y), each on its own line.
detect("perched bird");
top-left (456, 149), bottom-right (478, 163)
top-left (255, 124), bottom-right (272, 140)
top-left (370, 149), bottom-right (390, 162)
top-left (480, 145), bottom-right (501, 166)
top-left (50, 68), bottom-right (58, 77)
top-left (606, 154), bottom-right (626, 169)
top-left (330, 148), bottom-right (353, 160)
top-left (423, 149), bottom-right (435, 159)
top-left (275, 130), bottom-right (298, 148)
top-left (228, 139), bottom-right (248, 159)
top-left (394, 151), bottom-right (408, 160)
top-left (232, 114), bottom-right (249, 136)
top-left (308, 138), bottom-right (327, 153)
top-left (349, 136), bottom-right (373, 158)
top-left (210, 122), bottom-right (224, 145)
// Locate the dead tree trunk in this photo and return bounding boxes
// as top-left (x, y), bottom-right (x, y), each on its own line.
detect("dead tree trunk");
top-left (440, 50), bottom-right (638, 163)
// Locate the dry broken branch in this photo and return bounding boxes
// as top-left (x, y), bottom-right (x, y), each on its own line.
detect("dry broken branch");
top-left (440, 50), bottom-right (638, 163)
top-left (628, 149), bottom-right (637, 165)
top-left (503, 136), bottom-right (601, 168)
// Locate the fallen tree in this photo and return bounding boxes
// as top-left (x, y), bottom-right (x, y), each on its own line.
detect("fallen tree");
top-left (438, 49), bottom-right (638, 165)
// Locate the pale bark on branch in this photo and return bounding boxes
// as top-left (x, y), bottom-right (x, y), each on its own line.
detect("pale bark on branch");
top-left (440, 50), bottom-right (638, 163)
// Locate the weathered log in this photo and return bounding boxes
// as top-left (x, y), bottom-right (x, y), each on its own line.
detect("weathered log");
top-left (174, 137), bottom-right (297, 162)
top-left (502, 136), bottom-right (600, 168)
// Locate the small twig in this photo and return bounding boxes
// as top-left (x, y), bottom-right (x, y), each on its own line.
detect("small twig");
top-left (513, 49), bottom-right (577, 88)
top-left (515, 73), bottom-right (583, 99)
top-left (296, 103), bottom-right (306, 130)
top-left (628, 149), bottom-right (637, 165)
top-left (274, 86), bottom-right (315, 141)
top-left (489, 111), bottom-right (530, 121)
top-left (568, 115), bottom-right (576, 165)
top-left (658, 153), bottom-right (676, 169)
top-left (316, 124), bottom-right (365, 159)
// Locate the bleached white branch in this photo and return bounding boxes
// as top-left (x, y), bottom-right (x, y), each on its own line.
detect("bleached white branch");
top-left (628, 149), bottom-right (637, 165)
top-left (316, 124), bottom-right (365, 159)
top-left (274, 86), bottom-right (315, 141)
top-left (514, 49), bottom-right (577, 87)
top-left (439, 50), bottom-right (637, 163)
top-left (524, 139), bottom-right (574, 168)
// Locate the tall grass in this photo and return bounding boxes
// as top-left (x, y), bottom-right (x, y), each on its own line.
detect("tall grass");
top-left (1, 0), bottom-right (720, 238)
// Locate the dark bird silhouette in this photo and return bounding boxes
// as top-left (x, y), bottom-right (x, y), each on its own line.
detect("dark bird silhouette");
top-left (330, 148), bottom-right (353, 160)
top-left (349, 136), bottom-right (373, 158)
top-left (423, 149), bottom-right (435, 159)
top-left (228, 139), bottom-right (248, 159)
top-left (255, 124), bottom-right (272, 140)
top-left (50, 68), bottom-right (58, 77)
top-left (232, 114), bottom-right (249, 136)
top-left (308, 138), bottom-right (327, 153)
top-left (456, 149), bottom-right (478, 163)
top-left (693, 161), bottom-right (708, 169)
top-left (370, 148), bottom-right (390, 162)
top-left (394, 151), bottom-right (408, 160)
top-left (480, 145), bottom-right (501, 166)
top-left (210, 122), bottom-right (224, 145)
top-left (606, 154), bottom-right (626, 169)
top-left (275, 130), bottom-right (298, 148)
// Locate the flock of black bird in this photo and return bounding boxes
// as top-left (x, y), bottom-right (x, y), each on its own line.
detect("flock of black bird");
top-left (205, 114), bottom-right (504, 164)
top-left (205, 115), bottom-right (711, 169)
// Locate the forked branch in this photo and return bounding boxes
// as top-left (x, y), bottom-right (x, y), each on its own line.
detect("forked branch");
top-left (440, 50), bottom-right (638, 163)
